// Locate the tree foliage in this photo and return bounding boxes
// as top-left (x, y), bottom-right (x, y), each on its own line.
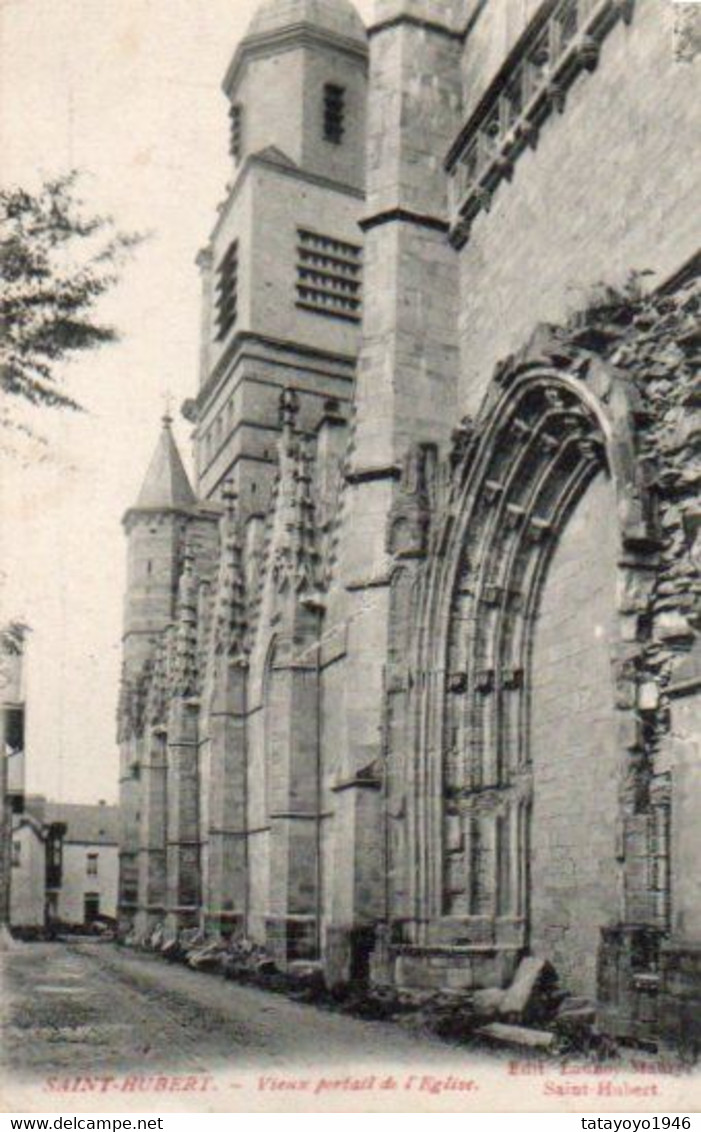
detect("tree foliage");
top-left (0, 621), bottom-right (30, 657)
top-left (0, 171), bottom-right (143, 424)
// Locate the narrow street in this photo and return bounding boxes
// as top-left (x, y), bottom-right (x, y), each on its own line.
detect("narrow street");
top-left (3, 942), bottom-right (690, 1114)
top-left (1, 941), bottom-right (464, 1081)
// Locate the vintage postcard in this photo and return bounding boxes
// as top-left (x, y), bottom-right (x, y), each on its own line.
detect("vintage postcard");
top-left (1, 0), bottom-right (700, 1115)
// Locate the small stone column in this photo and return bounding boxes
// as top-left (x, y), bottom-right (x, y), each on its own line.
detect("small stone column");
top-left (117, 734), bottom-right (142, 933)
top-left (136, 727), bottom-right (168, 938)
top-left (165, 698), bottom-right (201, 936)
top-left (205, 660), bottom-right (248, 936)
top-left (265, 620), bottom-right (322, 966)
top-left (164, 546), bottom-right (202, 938)
top-left (659, 660), bottom-right (701, 1049)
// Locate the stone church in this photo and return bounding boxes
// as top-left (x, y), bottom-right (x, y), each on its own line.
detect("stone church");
top-left (117, 0), bottom-right (701, 1045)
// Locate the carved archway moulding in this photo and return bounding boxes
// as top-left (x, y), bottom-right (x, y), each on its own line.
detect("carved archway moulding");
top-left (388, 345), bottom-right (664, 962)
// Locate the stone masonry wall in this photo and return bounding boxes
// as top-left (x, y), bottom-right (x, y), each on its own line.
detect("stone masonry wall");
top-left (530, 471), bottom-right (621, 999)
top-left (456, 0), bottom-right (700, 418)
top-left (458, 0), bottom-right (545, 121)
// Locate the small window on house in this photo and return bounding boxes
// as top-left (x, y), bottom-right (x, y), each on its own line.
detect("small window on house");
top-left (323, 84), bottom-right (345, 144)
top-left (215, 241), bottom-right (238, 341)
top-left (84, 893), bottom-right (100, 923)
top-left (48, 838), bottom-right (62, 872)
top-left (87, 852), bottom-right (98, 876)
top-left (11, 840), bottom-right (20, 867)
top-left (229, 103), bottom-right (243, 163)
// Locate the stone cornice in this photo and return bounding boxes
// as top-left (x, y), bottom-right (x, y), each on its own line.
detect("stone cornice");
top-left (121, 503), bottom-right (209, 533)
top-left (207, 151), bottom-right (365, 250)
top-left (269, 811), bottom-right (322, 820)
top-left (359, 207), bottom-right (449, 234)
top-left (345, 572), bottom-right (393, 592)
top-left (345, 463), bottom-right (402, 485)
top-left (667, 675), bottom-right (701, 701)
top-left (367, 1), bottom-right (500, 48)
top-left (253, 149), bottom-right (366, 201)
top-left (368, 14), bottom-right (463, 42)
top-left (331, 775), bottom-right (382, 792)
top-left (197, 417), bottom-right (279, 477)
top-left (223, 25), bottom-right (368, 99)
top-left (196, 330), bottom-right (356, 421)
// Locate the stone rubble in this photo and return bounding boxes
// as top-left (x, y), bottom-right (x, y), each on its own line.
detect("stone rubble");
top-left (124, 923), bottom-right (616, 1057)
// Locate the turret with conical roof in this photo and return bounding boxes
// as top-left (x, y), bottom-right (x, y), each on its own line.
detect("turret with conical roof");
top-left (133, 413), bottom-right (197, 513)
top-left (118, 415), bottom-right (208, 933)
top-left (121, 415), bottom-right (199, 674)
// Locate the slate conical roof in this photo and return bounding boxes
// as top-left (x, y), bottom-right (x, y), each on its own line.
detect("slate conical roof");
top-left (134, 414), bottom-right (197, 512)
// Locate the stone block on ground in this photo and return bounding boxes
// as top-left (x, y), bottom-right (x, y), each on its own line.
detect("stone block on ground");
top-left (473, 986), bottom-right (507, 1018)
top-left (554, 1007), bottom-right (598, 1035)
top-left (252, 954), bottom-right (277, 975)
top-left (499, 956), bottom-right (559, 1024)
top-left (477, 1022), bottom-right (556, 1049)
top-left (161, 938), bottom-right (183, 962)
top-left (188, 939), bottom-right (228, 971)
top-left (149, 924), bottom-right (165, 951)
top-left (180, 927), bottom-right (204, 951)
top-left (414, 993), bottom-right (477, 1042)
top-left (286, 960), bottom-right (326, 1000)
top-left (556, 995), bottom-right (596, 1020)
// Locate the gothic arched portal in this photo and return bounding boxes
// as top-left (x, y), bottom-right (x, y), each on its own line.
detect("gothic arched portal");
top-left (387, 356), bottom-right (663, 993)
top-left (438, 373), bottom-right (612, 950)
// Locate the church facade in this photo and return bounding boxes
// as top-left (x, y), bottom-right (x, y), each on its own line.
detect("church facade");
top-left (117, 0), bottom-right (701, 1045)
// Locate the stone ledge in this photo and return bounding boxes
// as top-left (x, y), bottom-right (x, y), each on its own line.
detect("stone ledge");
top-left (368, 14), bottom-right (463, 42)
top-left (359, 207), bottom-right (450, 234)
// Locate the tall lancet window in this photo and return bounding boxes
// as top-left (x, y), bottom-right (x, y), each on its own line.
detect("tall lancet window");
top-left (229, 103), bottom-right (243, 163)
top-left (214, 240), bottom-right (238, 341)
top-left (323, 83), bottom-right (345, 144)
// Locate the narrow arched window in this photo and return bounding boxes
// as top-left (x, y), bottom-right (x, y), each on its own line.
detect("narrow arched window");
top-left (323, 84), bottom-right (345, 144)
top-left (229, 103), bottom-right (243, 163)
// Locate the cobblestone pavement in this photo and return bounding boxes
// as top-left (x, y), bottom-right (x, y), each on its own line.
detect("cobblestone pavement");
top-left (1, 941), bottom-right (464, 1082)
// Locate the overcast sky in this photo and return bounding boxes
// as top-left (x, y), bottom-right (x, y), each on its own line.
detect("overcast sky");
top-left (0, 0), bottom-right (373, 803)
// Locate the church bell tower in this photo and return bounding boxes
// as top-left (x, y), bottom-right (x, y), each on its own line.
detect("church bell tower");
top-left (192, 0), bottom-right (368, 524)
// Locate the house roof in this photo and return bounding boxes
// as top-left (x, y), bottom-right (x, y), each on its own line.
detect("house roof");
top-left (23, 794), bottom-right (47, 824)
top-left (13, 812), bottom-right (45, 842)
top-left (44, 802), bottom-right (119, 846)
